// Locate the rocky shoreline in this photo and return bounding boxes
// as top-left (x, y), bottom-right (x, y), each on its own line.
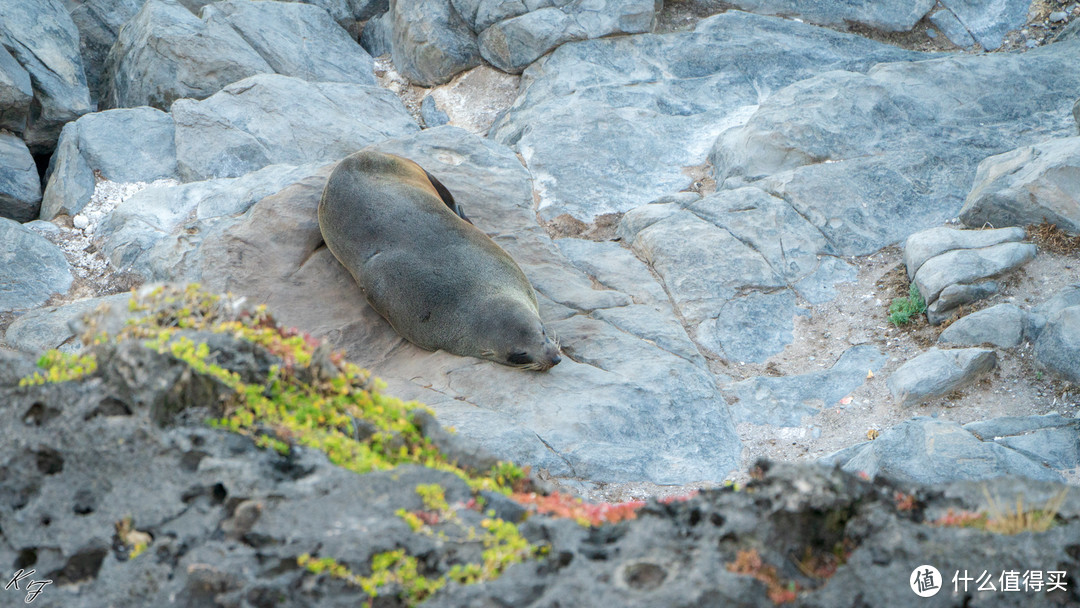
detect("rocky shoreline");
top-left (3, 0), bottom-right (1080, 604)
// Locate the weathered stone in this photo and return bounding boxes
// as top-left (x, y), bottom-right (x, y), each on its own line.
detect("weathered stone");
top-left (938, 303), bottom-right (1029, 348)
top-left (926, 281), bottom-right (999, 325)
top-left (929, 8), bottom-right (975, 47)
top-left (960, 136), bottom-right (1080, 234)
top-left (725, 0), bottom-right (936, 32)
top-left (964, 414), bottom-right (1080, 472)
top-left (202, 0), bottom-right (376, 86)
top-left (0, 218), bottom-right (73, 313)
top-left (421, 95), bottom-right (450, 127)
top-left (727, 345), bottom-right (888, 426)
top-left (823, 417), bottom-right (1064, 484)
top-left (886, 347), bottom-right (996, 406)
top-left (104, 0), bottom-right (273, 110)
top-left (0, 131), bottom-right (40, 222)
top-left (359, 10), bottom-right (393, 57)
top-left (903, 226), bottom-right (1026, 280)
top-left (491, 11), bottom-right (924, 222)
top-left (3, 294), bottom-right (129, 354)
top-left (0, 0), bottom-right (93, 151)
top-left (1034, 305), bottom-right (1080, 384)
top-left (0, 45), bottom-right (33, 133)
top-left (69, 0), bottom-right (145, 104)
top-left (390, 0), bottom-right (481, 86)
top-left (939, 0), bottom-right (1031, 50)
top-left (41, 108), bottom-right (178, 220)
top-left (913, 241), bottom-right (1035, 305)
top-left (171, 74), bottom-right (418, 181)
top-left (478, 0), bottom-right (658, 74)
top-left (715, 40), bottom-right (1080, 255)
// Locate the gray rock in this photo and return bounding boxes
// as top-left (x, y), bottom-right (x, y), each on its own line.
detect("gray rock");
top-left (0, 131), bottom-right (41, 222)
top-left (171, 74), bottom-right (418, 181)
top-left (960, 136), bottom-right (1080, 234)
top-left (938, 303), bottom-right (1029, 348)
top-left (913, 241), bottom-right (1036, 306)
top-left (390, 0), bottom-right (481, 86)
top-left (69, 0), bottom-right (145, 105)
top-left (929, 8), bottom-right (976, 47)
top-left (293, 0), bottom-right (390, 26)
top-left (926, 281), bottom-right (999, 325)
top-left (0, 218), bottom-right (73, 313)
top-left (201, 0), bottom-right (376, 86)
top-left (1034, 305), bottom-right (1080, 384)
top-left (3, 294), bottom-right (129, 354)
top-left (491, 11), bottom-right (924, 222)
top-left (40, 107), bottom-right (178, 220)
top-left (903, 226), bottom-right (1025, 280)
top-left (714, 40), bottom-right (1080, 255)
top-left (97, 162), bottom-right (327, 274)
top-left (554, 238), bottom-right (668, 305)
top-left (478, 0), bottom-right (658, 74)
top-left (698, 290), bottom-right (798, 363)
top-left (0, 0), bottom-right (93, 151)
top-left (823, 417), bottom-right (1064, 484)
top-left (886, 347), bottom-right (996, 406)
top-left (725, 0), bottom-right (936, 32)
top-left (940, 0), bottom-right (1030, 50)
top-left (359, 10), bottom-right (393, 57)
top-left (421, 94), bottom-right (450, 127)
top-left (624, 187), bottom-right (857, 360)
top-left (0, 45), bottom-right (33, 133)
top-left (964, 414), bottom-right (1080, 471)
top-left (1035, 284), bottom-right (1080, 318)
top-left (727, 345), bottom-right (888, 426)
top-left (104, 0), bottom-right (273, 110)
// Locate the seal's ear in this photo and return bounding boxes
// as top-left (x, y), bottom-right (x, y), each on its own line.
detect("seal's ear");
top-left (423, 168), bottom-right (472, 224)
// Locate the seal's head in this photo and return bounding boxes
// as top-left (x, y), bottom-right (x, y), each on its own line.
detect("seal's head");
top-left (477, 302), bottom-right (561, 371)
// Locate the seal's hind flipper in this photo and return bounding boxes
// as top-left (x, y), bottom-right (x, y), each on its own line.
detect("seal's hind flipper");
top-left (423, 168), bottom-right (472, 224)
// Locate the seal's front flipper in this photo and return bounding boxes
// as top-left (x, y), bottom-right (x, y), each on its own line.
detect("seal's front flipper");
top-left (423, 168), bottom-right (472, 224)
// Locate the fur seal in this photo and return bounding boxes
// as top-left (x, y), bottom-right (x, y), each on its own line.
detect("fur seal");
top-left (319, 150), bottom-right (562, 371)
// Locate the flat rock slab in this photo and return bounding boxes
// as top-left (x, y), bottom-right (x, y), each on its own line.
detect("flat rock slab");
top-left (41, 107), bottom-right (178, 220)
top-left (822, 416), bottom-right (1065, 484)
top-left (937, 303), bottom-right (1029, 348)
top-left (964, 414), bottom-right (1080, 472)
top-left (961, 136), bottom-right (1080, 234)
top-left (91, 126), bottom-right (742, 485)
top-left (621, 187), bottom-right (855, 361)
top-left (478, 0), bottom-right (659, 74)
top-left (0, 218), bottom-right (73, 313)
top-left (0, 131), bottom-right (41, 222)
top-left (491, 11), bottom-right (924, 222)
top-left (724, 0), bottom-right (936, 32)
top-left (886, 347), bottom-right (996, 406)
top-left (715, 39), bottom-right (1080, 255)
top-left (171, 74), bottom-right (419, 181)
top-left (727, 345), bottom-right (887, 426)
top-left (0, 0), bottom-right (92, 151)
top-left (1034, 305), bottom-right (1080, 384)
top-left (939, 0), bottom-right (1032, 50)
top-left (202, 0), bottom-right (376, 86)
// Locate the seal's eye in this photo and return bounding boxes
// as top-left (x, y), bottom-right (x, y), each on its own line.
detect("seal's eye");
top-left (507, 352), bottom-right (531, 365)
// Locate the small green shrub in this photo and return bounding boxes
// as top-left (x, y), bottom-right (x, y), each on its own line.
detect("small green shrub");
top-left (888, 283), bottom-right (926, 326)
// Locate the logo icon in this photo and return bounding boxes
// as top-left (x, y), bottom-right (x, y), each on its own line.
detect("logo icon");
top-left (910, 565), bottom-right (942, 597)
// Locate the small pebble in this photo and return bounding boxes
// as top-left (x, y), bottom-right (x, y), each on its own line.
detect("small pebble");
top-left (927, 28), bottom-right (938, 39)
top-left (73, 214), bottom-right (90, 229)
top-left (1049, 11), bottom-right (1067, 22)
top-left (1026, 40), bottom-right (1039, 48)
